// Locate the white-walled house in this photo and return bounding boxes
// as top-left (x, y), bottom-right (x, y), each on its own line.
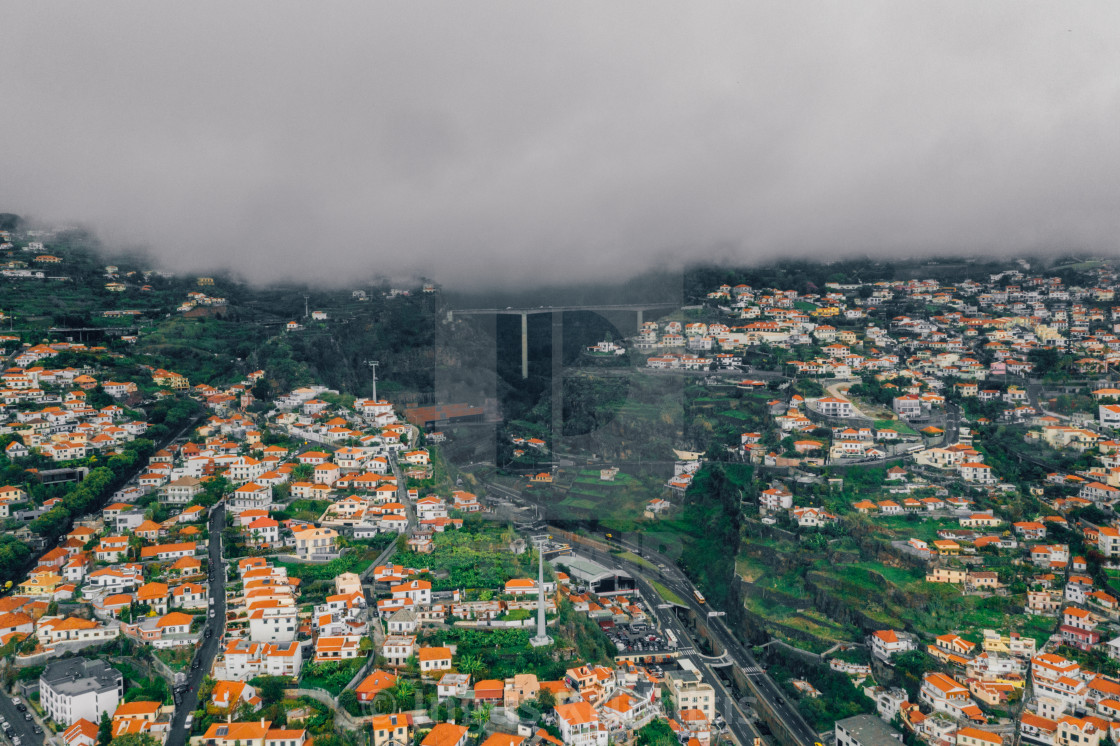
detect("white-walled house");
top-left (40, 659), bottom-right (123, 726)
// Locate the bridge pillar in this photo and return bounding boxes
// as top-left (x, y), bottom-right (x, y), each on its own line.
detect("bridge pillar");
top-left (636, 309), bottom-right (643, 330)
top-left (521, 312), bottom-right (529, 379)
top-left (551, 310), bottom-right (564, 448)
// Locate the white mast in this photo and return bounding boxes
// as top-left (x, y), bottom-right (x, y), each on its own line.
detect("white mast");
top-left (530, 535), bottom-right (552, 647)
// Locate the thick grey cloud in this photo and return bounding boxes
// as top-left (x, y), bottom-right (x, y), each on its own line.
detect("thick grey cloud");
top-left (1, 2), bottom-right (1119, 287)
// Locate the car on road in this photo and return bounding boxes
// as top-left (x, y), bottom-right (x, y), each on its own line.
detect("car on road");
top-left (22, 713), bottom-right (31, 722)
top-left (9, 700), bottom-right (19, 707)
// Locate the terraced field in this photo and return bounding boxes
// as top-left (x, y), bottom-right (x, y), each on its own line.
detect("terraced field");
top-left (737, 543), bottom-right (1059, 653)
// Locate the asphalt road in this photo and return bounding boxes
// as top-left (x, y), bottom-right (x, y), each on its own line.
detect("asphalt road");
top-left (389, 456), bottom-right (417, 525)
top-left (0, 692), bottom-right (43, 746)
top-left (0, 407), bottom-right (206, 746)
top-left (581, 548), bottom-right (764, 746)
top-left (484, 481), bottom-right (820, 746)
top-left (165, 502), bottom-right (227, 746)
top-left (943, 401), bottom-right (962, 444)
top-left (604, 536), bottom-right (821, 746)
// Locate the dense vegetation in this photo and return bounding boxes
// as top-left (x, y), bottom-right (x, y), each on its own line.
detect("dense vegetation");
top-left (415, 601), bottom-right (613, 682)
top-left (0, 537), bottom-right (34, 589)
top-left (646, 464), bottom-right (750, 629)
top-left (2, 226), bottom-right (440, 399)
top-left (28, 437), bottom-right (156, 542)
top-left (635, 719), bottom-right (676, 746)
top-left (393, 520), bottom-right (544, 592)
top-left (765, 654), bottom-right (875, 731)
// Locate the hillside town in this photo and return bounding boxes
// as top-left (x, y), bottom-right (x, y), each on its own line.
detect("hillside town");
top-left (9, 224), bottom-right (1120, 746)
top-left (681, 266), bottom-right (1120, 746)
top-left (0, 349), bottom-right (714, 746)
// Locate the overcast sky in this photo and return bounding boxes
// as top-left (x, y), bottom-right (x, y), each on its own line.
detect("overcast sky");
top-left (1, 2), bottom-right (1118, 288)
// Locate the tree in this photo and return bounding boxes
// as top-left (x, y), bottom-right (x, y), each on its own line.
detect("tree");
top-left (635, 720), bottom-right (676, 746)
top-left (801, 532), bottom-right (828, 551)
top-left (254, 676), bottom-right (291, 705)
top-left (516, 701), bottom-right (541, 721)
top-left (536, 688), bottom-right (556, 711)
top-left (234, 701), bottom-right (257, 722)
top-left (109, 734), bottom-right (160, 746)
top-left (892, 649), bottom-right (934, 699)
top-left (391, 679), bottom-right (416, 711)
top-left (0, 535), bottom-right (34, 588)
top-left (457, 654), bottom-right (485, 678)
top-left (251, 379), bottom-right (272, 402)
top-left (86, 386), bottom-right (114, 410)
top-left (339, 689), bottom-right (361, 716)
top-left (28, 505), bottom-right (71, 543)
top-left (471, 702), bottom-right (493, 729)
top-left (98, 711), bottom-right (113, 746)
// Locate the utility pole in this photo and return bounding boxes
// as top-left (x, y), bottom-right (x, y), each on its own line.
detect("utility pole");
top-left (366, 360), bottom-right (379, 401)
